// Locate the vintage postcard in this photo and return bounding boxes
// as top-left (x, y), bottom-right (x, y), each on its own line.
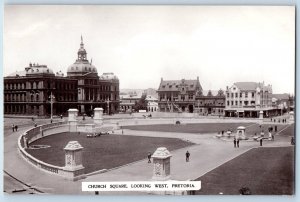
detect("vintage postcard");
top-left (3, 5), bottom-right (295, 195)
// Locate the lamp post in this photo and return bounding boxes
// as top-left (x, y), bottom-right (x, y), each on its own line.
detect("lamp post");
top-left (49, 91), bottom-right (55, 121)
top-left (106, 98), bottom-right (111, 115)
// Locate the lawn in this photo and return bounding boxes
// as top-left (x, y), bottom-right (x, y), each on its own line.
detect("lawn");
top-left (26, 133), bottom-right (193, 174)
top-left (194, 146), bottom-right (294, 195)
top-left (123, 123), bottom-right (287, 135)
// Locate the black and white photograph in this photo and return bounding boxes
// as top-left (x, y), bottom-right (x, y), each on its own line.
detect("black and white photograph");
top-left (3, 5), bottom-right (295, 195)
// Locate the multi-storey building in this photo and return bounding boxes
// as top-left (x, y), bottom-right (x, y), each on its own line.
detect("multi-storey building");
top-left (195, 89), bottom-right (226, 116)
top-left (224, 82), bottom-right (273, 117)
top-left (157, 77), bottom-right (203, 113)
top-left (4, 37), bottom-right (120, 117)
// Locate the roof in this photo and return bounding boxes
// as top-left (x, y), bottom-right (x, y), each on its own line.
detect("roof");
top-left (158, 78), bottom-right (202, 92)
top-left (272, 93), bottom-right (290, 100)
top-left (233, 82), bottom-right (272, 92)
top-left (7, 70), bottom-right (27, 77)
top-left (99, 72), bottom-right (119, 80)
top-left (233, 82), bottom-right (260, 91)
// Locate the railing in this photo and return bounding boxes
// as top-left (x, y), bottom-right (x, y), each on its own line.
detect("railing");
top-left (18, 121), bottom-right (68, 177)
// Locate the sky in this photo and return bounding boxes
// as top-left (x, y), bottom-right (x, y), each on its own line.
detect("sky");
top-left (4, 5), bottom-right (295, 94)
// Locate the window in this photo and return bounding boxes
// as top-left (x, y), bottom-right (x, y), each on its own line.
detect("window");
top-left (245, 92), bottom-right (248, 98)
top-left (181, 95), bottom-right (185, 101)
top-left (235, 93), bottom-right (238, 98)
top-left (231, 101), bottom-right (233, 105)
top-left (189, 94), bottom-right (194, 100)
top-left (240, 93), bottom-right (242, 98)
top-left (235, 101), bottom-right (238, 105)
top-left (231, 93), bottom-right (234, 98)
top-left (227, 93), bottom-right (229, 97)
top-left (252, 92), bottom-right (255, 98)
top-left (240, 101), bottom-right (242, 105)
top-left (227, 101), bottom-right (229, 106)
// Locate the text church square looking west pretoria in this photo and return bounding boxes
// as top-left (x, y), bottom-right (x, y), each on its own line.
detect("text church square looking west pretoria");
top-left (3, 5), bottom-right (295, 196)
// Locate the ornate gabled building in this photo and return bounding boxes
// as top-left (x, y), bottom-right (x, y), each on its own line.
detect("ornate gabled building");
top-left (195, 89), bottom-right (226, 116)
top-left (4, 36), bottom-right (120, 117)
top-left (157, 77), bottom-right (203, 113)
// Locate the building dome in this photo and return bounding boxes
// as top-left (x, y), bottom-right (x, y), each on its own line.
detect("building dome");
top-left (67, 62), bottom-right (97, 74)
top-left (99, 72), bottom-right (119, 80)
top-left (22, 63), bottom-right (55, 77)
top-left (67, 36), bottom-right (98, 76)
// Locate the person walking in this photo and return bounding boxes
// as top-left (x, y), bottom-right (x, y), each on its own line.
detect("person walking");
top-left (147, 152), bottom-right (152, 163)
top-left (15, 125), bottom-right (18, 132)
top-left (233, 138), bottom-right (237, 148)
top-left (186, 151), bottom-right (190, 162)
top-left (260, 138), bottom-right (263, 146)
top-left (12, 124), bottom-right (15, 132)
top-left (275, 125), bottom-right (277, 132)
top-left (237, 139), bottom-right (240, 148)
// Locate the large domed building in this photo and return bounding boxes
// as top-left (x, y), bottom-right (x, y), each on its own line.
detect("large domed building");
top-left (4, 36), bottom-right (120, 116)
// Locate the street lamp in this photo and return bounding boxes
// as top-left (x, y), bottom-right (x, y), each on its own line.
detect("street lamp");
top-left (106, 98), bottom-right (111, 115)
top-left (49, 91), bottom-right (55, 121)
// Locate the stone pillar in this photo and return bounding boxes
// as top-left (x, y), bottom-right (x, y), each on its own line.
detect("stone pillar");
top-left (236, 126), bottom-right (246, 140)
top-left (259, 111), bottom-right (263, 120)
top-left (289, 111), bottom-right (294, 123)
top-left (63, 141), bottom-right (85, 181)
top-left (68, 109), bottom-right (78, 132)
top-left (152, 147), bottom-right (172, 181)
top-left (93, 108), bottom-right (103, 125)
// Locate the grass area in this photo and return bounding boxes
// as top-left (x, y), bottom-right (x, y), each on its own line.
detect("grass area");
top-left (123, 123), bottom-right (254, 134)
top-left (123, 123), bottom-right (287, 135)
top-left (26, 133), bottom-right (193, 174)
top-left (194, 147), bottom-right (294, 195)
top-left (278, 124), bottom-right (295, 137)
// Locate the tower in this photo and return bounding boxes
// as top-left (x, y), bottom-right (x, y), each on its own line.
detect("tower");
top-left (77, 35), bottom-right (87, 61)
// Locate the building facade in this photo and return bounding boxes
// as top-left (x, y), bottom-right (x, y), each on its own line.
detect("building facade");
top-left (224, 82), bottom-right (274, 117)
top-left (4, 37), bottom-right (120, 117)
top-left (195, 89), bottom-right (226, 116)
top-left (157, 77), bottom-right (203, 113)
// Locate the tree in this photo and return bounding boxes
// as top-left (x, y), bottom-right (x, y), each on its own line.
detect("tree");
top-left (133, 94), bottom-right (147, 111)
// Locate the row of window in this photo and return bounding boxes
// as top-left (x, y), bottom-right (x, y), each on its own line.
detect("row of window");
top-left (227, 92), bottom-right (256, 98)
top-left (227, 100), bottom-right (256, 106)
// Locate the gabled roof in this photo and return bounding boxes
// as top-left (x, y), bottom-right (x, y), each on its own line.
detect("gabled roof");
top-left (158, 78), bottom-right (202, 92)
top-left (233, 82), bottom-right (260, 91)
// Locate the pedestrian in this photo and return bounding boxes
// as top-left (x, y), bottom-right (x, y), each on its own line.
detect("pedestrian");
top-left (260, 138), bottom-right (263, 146)
top-left (291, 137), bottom-right (295, 145)
top-left (32, 117), bottom-right (34, 121)
top-left (221, 130), bottom-right (224, 136)
top-left (147, 152), bottom-right (152, 163)
top-left (272, 134), bottom-right (274, 141)
top-left (233, 138), bottom-right (237, 148)
top-left (275, 125), bottom-right (277, 132)
top-left (237, 139), bottom-right (240, 148)
top-left (186, 151), bottom-right (190, 162)
top-left (15, 125), bottom-right (18, 132)
top-left (51, 119), bottom-right (53, 123)
top-left (12, 124), bottom-right (15, 132)
top-left (60, 114), bottom-right (63, 119)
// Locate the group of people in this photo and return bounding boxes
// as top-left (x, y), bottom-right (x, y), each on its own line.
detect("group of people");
top-left (147, 150), bottom-right (191, 163)
top-left (11, 124), bottom-right (18, 132)
top-left (271, 118), bottom-right (287, 123)
top-left (233, 138), bottom-right (240, 148)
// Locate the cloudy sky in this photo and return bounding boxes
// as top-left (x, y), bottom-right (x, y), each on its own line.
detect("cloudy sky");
top-left (4, 5), bottom-right (295, 93)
